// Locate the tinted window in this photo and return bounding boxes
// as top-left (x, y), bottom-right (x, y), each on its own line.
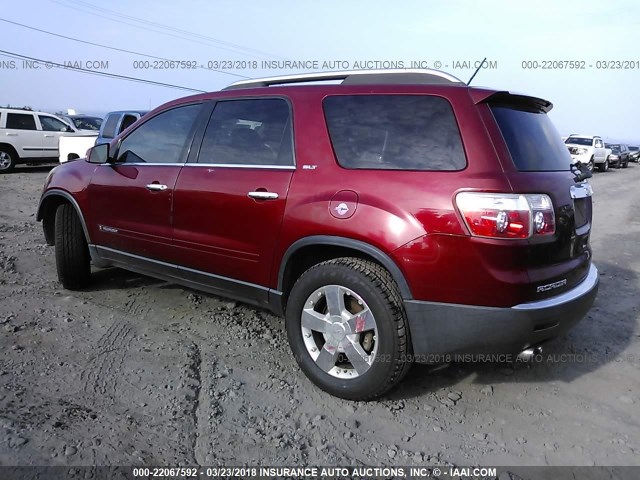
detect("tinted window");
top-left (198, 98), bottom-right (293, 166)
top-left (119, 114), bottom-right (138, 134)
top-left (323, 95), bottom-right (466, 170)
top-left (6, 113), bottom-right (36, 130)
top-left (565, 137), bottom-right (593, 146)
top-left (117, 104), bottom-right (200, 164)
top-left (72, 116), bottom-right (102, 130)
top-left (491, 106), bottom-right (571, 171)
top-left (39, 115), bottom-right (69, 132)
top-left (101, 114), bottom-right (120, 139)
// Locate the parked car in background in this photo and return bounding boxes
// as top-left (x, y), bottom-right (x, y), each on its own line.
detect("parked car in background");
top-left (96, 111), bottom-right (147, 145)
top-left (628, 145), bottom-right (639, 162)
top-left (37, 69), bottom-right (598, 400)
top-left (58, 114), bottom-right (103, 132)
top-left (0, 107), bottom-right (74, 173)
top-left (605, 143), bottom-right (630, 169)
top-left (565, 135), bottom-right (606, 171)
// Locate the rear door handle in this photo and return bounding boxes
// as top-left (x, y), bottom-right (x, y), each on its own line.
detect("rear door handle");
top-left (247, 191), bottom-right (278, 200)
top-left (146, 183), bottom-right (168, 191)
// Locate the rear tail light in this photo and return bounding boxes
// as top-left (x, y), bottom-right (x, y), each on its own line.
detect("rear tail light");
top-left (455, 192), bottom-right (555, 239)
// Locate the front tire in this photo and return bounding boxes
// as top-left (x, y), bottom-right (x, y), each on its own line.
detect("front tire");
top-left (285, 257), bottom-right (411, 400)
top-left (586, 157), bottom-right (594, 171)
top-left (54, 204), bottom-right (91, 289)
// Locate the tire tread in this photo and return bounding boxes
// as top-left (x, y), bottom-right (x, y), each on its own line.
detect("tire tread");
top-left (54, 203), bottom-right (90, 289)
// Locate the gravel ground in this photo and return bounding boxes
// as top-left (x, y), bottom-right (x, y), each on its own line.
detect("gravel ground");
top-left (0, 163), bottom-right (638, 467)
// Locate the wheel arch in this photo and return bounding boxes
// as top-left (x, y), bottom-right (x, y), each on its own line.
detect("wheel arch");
top-left (278, 236), bottom-right (413, 304)
top-left (37, 190), bottom-right (91, 246)
top-left (0, 143), bottom-right (19, 158)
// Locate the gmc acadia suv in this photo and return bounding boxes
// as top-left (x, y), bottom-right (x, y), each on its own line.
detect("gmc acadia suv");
top-left (37, 70), bottom-right (599, 400)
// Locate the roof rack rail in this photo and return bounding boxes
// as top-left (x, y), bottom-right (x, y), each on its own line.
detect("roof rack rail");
top-left (224, 69), bottom-right (464, 90)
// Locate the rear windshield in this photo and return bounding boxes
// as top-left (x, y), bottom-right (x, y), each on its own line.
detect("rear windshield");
top-left (323, 95), bottom-right (466, 171)
top-left (491, 106), bottom-right (571, 171)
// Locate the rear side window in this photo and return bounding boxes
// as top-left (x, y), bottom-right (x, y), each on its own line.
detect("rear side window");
top-left (6, 113), bottom-right (36, 130)
top-left (491, 106), bottom-right (571, 171)
top-left (198, 98), bottom-right (294, 166)
top-left (101, 114), bottom-right (120, 139)
top-left (323, 95), bottom-right (466, 171)
top-left (117, 104), bottom-right (201, 164)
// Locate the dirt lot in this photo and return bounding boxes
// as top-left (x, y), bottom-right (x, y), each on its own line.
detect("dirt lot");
top-left (0, 163), bottom-right (638, 468)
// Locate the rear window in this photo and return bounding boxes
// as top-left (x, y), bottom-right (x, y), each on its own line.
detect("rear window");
top-left (491, 106), bottom-right (571, 171)
top-left (6, 113), bottom-right (36, 130)
top-left (323, 95), bottom-right (466, 171)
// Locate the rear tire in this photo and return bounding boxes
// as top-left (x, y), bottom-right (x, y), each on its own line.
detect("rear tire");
top-left (285, 257), bottom-right (412, 400)
top-left (54, 204), bottom-right (91, 289)
top-left (599, 159), bottom-right (609, 172)
top-left (0, 147), bottom-right (17, 173)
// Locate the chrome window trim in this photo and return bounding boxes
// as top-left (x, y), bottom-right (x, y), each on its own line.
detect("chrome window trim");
top-left (99, 162), bottom-right (185, 167)
top-left (184, 163), bottom-right (295, 170)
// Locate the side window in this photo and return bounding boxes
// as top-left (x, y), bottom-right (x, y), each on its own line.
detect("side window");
top-left (6, 113), bottom-right (37, 130)
top-left (323, 95), bottom-right (466, 170)
top-left (594, 139), bottom-right (602, 148)
top-left (101, 114), bottom-right (120, 139)
top-left (119, 114), bottom-right (138, 134)
top-left (116, 104), bottom-right (201, 164)
top-left (198, 98), bottom-right (294, 166)
top-left (39, 115), bottom-right (70, 132)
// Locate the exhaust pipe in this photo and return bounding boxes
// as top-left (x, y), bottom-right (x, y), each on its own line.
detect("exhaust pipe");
top-left (517, 346), bottom-right (543, 361)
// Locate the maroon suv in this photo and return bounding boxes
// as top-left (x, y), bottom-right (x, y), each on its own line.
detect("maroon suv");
top-left (37, 70), bottom-right (598, 400)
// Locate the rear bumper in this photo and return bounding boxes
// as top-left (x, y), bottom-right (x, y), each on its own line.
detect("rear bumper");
top-left (404, 264), bottom-right (599, 361)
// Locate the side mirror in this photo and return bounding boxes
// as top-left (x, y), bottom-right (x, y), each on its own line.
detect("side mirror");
top-left (86, 143), bottom-right (110, 164)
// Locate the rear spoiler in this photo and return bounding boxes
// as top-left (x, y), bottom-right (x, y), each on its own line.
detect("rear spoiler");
top-left (469, 89), bottom-right (553, 113)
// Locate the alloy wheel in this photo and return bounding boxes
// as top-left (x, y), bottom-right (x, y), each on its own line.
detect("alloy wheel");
top-left (301, 284), bottom-right (378, 379)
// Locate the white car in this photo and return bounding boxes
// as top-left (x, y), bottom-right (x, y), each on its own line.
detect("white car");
top-left (564, 135), bottom-right (607, 172)
top-left (0, 107), bottom-right (75, 173)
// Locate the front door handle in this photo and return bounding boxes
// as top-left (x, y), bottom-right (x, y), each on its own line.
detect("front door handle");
top-left (5, 133), bottom-right (17, 136)
top-left (44, 134), bottom-right (55, 138)
top-left (248, 191), bottom-right (278, 200)
top-left (146, 183), bottom-right (168, 191)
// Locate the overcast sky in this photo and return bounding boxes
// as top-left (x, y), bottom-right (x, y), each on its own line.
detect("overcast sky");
top-left (1, 0), bottom-right (638, 142)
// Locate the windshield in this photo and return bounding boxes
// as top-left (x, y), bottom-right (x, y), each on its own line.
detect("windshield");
top-left (565, 137), bottom-right (593, 146)
top-left (72, 116), bottom-right (103, 130)
top-left (490, 105), bottom-right (571, 171)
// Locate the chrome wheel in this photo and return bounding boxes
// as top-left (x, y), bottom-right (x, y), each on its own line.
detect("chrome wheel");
top-left (301, 284), bottom-right (378, 379)
top-left (0, 151), bottom-right (12, 170)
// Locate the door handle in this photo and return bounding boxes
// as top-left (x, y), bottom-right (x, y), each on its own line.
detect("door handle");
top-left (146, 183), bottom-right (168, 191)
top-left (247, 191), bottom-right (278, 200)
top-left (5, 133), bottom-right (17, 136)
top-left (44, 134), bottom-right (55, 138)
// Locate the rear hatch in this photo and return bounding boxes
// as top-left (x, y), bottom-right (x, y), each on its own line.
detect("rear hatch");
top-left (483, 93), bottom-right (593, 301)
